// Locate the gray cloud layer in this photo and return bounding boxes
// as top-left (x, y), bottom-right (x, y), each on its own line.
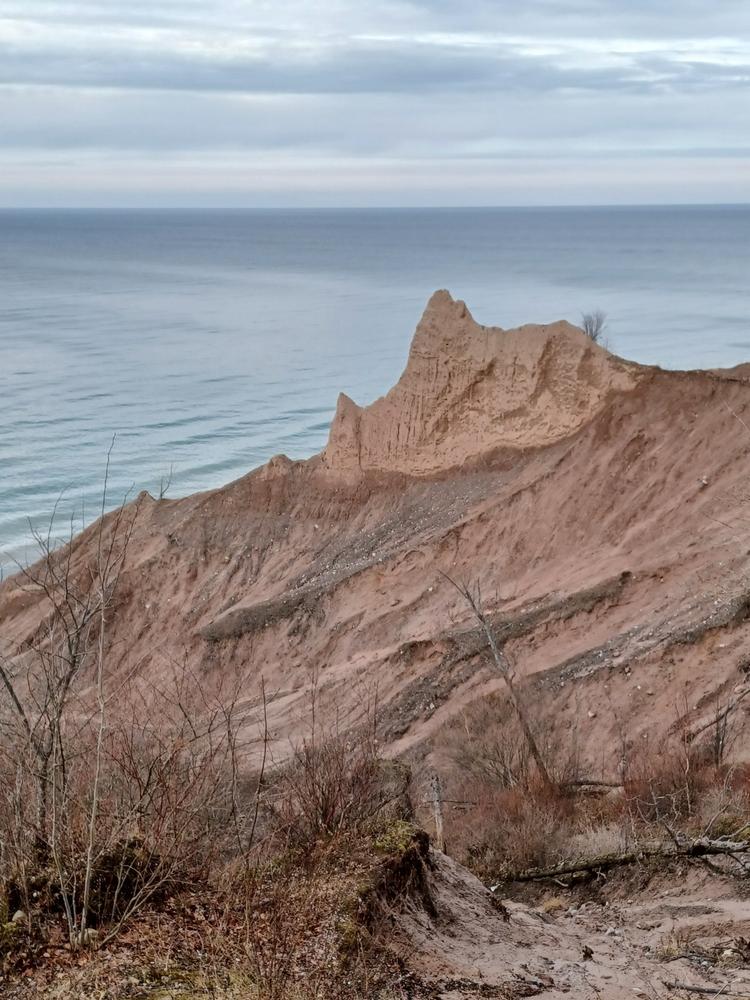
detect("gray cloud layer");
top-left (1, 0), bottom-right (748, 204)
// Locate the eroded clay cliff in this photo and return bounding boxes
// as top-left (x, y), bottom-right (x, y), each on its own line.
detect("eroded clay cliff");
top-left (322, 290), bottom-right (638, 475)
top-left (3, 291), bottom-right (750, 787)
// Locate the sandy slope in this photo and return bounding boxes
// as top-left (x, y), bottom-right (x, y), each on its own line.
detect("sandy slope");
top-left (3, 290), bottom-right (750, 780)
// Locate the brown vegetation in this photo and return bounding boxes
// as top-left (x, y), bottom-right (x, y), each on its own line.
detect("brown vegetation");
top-left (441, 703), bottom-right (750, 886)
top-left (0, 503), bottom-right (420, 998)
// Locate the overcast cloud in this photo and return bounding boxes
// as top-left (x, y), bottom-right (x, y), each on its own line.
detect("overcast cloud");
top-left (1, 0), bottom-right (748, 205)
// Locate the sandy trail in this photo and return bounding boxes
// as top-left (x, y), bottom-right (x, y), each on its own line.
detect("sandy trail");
top-left (398, 851), bottom-right (750, 999)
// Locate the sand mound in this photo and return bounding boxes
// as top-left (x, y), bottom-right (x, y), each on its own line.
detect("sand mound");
top-left (322, 289), bottom-right (639, 476)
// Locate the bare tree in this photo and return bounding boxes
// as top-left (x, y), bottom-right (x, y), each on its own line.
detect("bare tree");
top-left (0, 446), bottom-right (280, 950)
top-left (157, 463), bottom-right (174, 500)
top-left (0, 453), bottom-right (137, 852)
top-left (0, 610), bottom-right (266, 947)
top-left (442, 574), bottom-right (552, 787)
top-left (0, 447), bottom-right (141, 943)
top-left (580, 309), bottom-right (607, 343)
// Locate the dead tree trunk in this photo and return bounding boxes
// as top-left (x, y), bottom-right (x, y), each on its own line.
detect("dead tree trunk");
top-left (430, 772), bottom-right (446, 853)
top-left (506, 835), bottom-right (750, 883)
top-left (442, 574), bottom-right (552, 787)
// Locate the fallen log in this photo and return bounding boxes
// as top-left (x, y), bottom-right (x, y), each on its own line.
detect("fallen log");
top-left (506, 836), bottom-right (750, 883)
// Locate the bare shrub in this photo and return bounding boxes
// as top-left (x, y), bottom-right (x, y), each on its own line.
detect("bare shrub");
top-left (274, 687), bottom-right (407, 848)
top-left (702, 694), bottom-right (740, 768)
top-left (0, 484), bottom-right (138, 855)
top-left (228, 871), bottom-right (331, 998)
top-left (0, 456), bottom-right (143, 944)
top-left (449, 777), bottom-right (572, 877)
top-left (225, 851), bottom-right (370, 1000)
top-left (0, 659), bottom-right (262, 944)
top-left (580, 309), bottom-right (607, 343)
top-left (447, 704), bottom-right (584, 792)
top-left (0, 487), bottom-right (416, 995)
top-left (207, 709), bottom-right (414, 1000)
top-left (280, 733), bottom-right (387, 844)
top-left (623, 733), bottom-right (710, 826)
top-left (696, 778), bottom-right (750, 840)
top-left (84, 665), bottom-right (260, 939)
top-left (0, 465), bottom-right (268, 947)
top-left (442, 679), bottom-right (750, 886)
top-left (448, 707), bottom-right (533, 789)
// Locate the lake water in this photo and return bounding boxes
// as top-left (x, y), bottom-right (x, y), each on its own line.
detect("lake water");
top-left (1, 205), bottom-right (748, 571)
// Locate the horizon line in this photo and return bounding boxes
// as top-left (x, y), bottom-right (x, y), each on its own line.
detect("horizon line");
top-left (1, 201), bottom-right (749, 212)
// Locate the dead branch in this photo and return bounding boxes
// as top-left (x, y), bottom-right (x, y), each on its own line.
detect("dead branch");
top-left (687, 689), bottom-right (750, 746)
top-left (664, 982), bottom-right (738, 996)
top-left (563, 779), bottom-right (624, 790)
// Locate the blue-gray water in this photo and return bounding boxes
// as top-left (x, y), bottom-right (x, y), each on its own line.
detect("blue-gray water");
top-left (1, 205), bottom-right (748, 572)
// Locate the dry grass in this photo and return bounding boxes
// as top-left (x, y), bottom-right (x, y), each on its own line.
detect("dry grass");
top-left (563, 821), bottom-right (632, 860)
top-left (654, 926), bottom-right (702, 962)
top-left (540, 895), bottom-right (567, 915)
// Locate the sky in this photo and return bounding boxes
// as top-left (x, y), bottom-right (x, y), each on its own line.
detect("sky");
top-left (1, 1), bottom-right (749, 207)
